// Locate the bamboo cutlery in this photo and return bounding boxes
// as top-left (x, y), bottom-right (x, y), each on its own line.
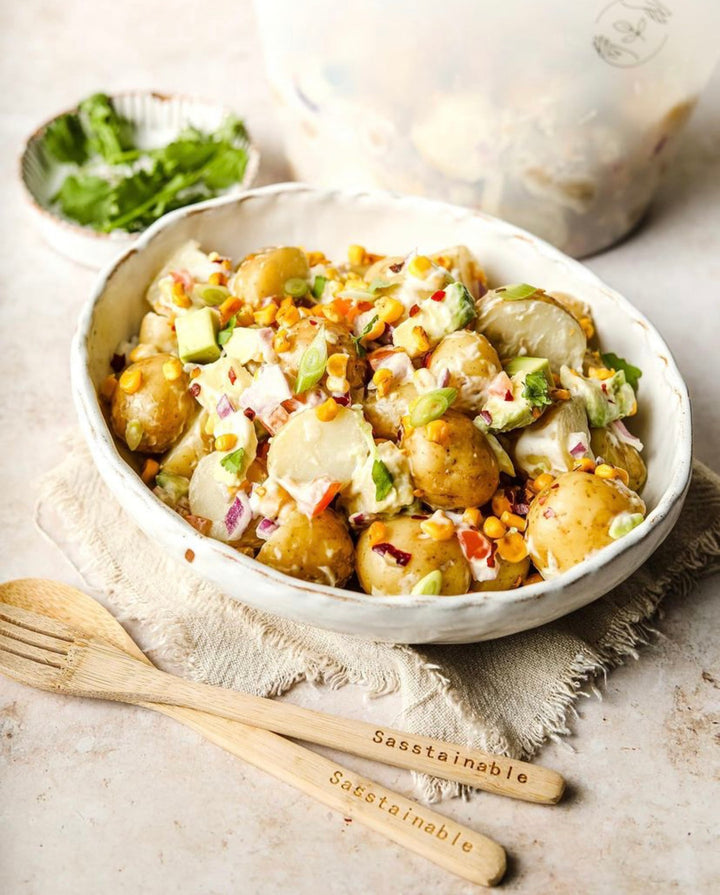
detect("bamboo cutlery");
top-left (0, 579), bottom-right (566, 886)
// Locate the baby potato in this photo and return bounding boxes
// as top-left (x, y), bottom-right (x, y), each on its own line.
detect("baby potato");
top-left (471, 555), bottom-right (530, 592)
top-left (427, 331), bottom-right (501, 412)
top-left (257, 508), bottom-right (355, 587)
top-left (356, 516), bottom-right (471, 596)
top-left (525, 470), bottom-right (646, 577)
top-left (111, 354), bottom-right (195, 454)
top-left (278, 318), bottom-right (367, 395)
top-left (364, 381), bottom-right (418, 440)
top-left (231, 246), bottom-right (309, 306)
top-left (590, 427), bottom-right (647, 492)
top-left (160, 409), bottom-right (212, 478)
top-left (402, 411), bottom-right (499, 509)
top-left (139, 311), bottom-right (177, 354)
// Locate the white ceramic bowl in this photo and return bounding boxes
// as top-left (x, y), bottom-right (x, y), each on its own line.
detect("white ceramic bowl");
top-left (20, 91), bottom-right (259, 269)
top-left (71, 184), bottom-right (692, 644)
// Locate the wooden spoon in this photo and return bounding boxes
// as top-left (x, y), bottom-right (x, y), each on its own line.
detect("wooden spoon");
top-left (0, 578), bottom-right (506, 887)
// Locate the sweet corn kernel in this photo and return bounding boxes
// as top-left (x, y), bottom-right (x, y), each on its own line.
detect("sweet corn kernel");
top-left (367, 521), bottom-right (387, 547)
top-left (129, 345), bottom-right (147, 363)
top-left (573, 457), bottom-right (596, 473)
top-left (531, 473), bottom-right (555, 493)
top-left (375, 297), bottom-right (404, 324)
top-left (407, 255), bottom-right (433, 278)
top-left (274, 329), bottom-right (292, 353)
top-left (348, 244), bottom-right (366, 266)
top-left (410, 325), bottom-right (430, 354)
top-left (551, 388), bottom-right (571, 401)
top-left (327, 353), bottom-right (350, 378)
top-left (141, 458), bottom-right (160, 485)
top-left (496, 532), bottom-right (528, 563)
top-left (462, 507), bottom-right (482, 528)
top-left (208, 271), bottom-right (227, 287)
top-left (219, 296), bottom-right (242, 327)
top-left (500, 511), bottom-right (527, 533)
top-left (118, 367), bottom-right (143, 395)
top-left (595, 463), bottom-right (625, 481)
top-left (372, 367), bottom-right (393, 397)
top-left (171, 281), bottom-right (186, 299)
top-left (326, 374), bottom-right (350, 394)
top-left (321, 302), bottom-right (344, 324)
top-left (171, 282), bottom-right (192, 309)
top-left (325, 267), bottom-right (339, 280)
top-left (588, 366), bottom-right (615, 381)
top-left (483, 516), bottom-right (507, 540)
top-left (361, 318), bottom-right (386, 343)
top-left (100, 375), bottom-right (117, 400)
top-left (190, 367), bottom-right (201, 379)
top-left (434, 255), bottom-right (451, 270)
top-left (425, 419), bottom-right (450, 446)
top-left (214, 433), bottom-right (238, 452)
top-left (420, 514), bottom-right (455, 541)
top-left (315, 397), bottom-right (340, 422)
top-left (254, 302), bottom-right (278, 327)
top-left (162, 358), bottom-right (183, 382)
top-left (306, 250), bottom-right (328, 267)
top-left (277, 303), bottom-right (300, 328)
top-left (491, 491), bottom-right (513, 518)
top-left (579, 316), bottom-right (595, 339)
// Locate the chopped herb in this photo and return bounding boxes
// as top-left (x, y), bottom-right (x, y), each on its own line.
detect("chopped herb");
top-left (220, 447), bottom-right (246, 476)
top-left (601, 353), bottom-right (642, 391)
top-left (351, 314), bottom-right (379, 358)
top-left (295, 328), bottom-right (327, 393)
top-left (372, 459), bottom-right (394, 501)
top-left (367, 278), bottom-right (394, 294)
top-left (217, 315), bottom-right (237, 346)
top-left (311, 275), bottom-right (327, 300)
top-left (522, 370), bottom-right (552, 408)
top-left (43, 113), bottom-right (89, 164)
top-left (498, 283), bottom-right (541, 301)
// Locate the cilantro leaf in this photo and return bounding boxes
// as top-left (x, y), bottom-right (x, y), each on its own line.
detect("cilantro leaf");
top-left (202, 143), bottom-right (249, 190)
top-left (372, 459), bottom-right (394, 501)
top-left (522, 370), bottom-right (552, 408)
top-left (367, 278), bottom-right (394, 294)
top-left (43, 113), bottom-right (88, 164)
top-left (351, 314), bottom-right (379, 358)
top-left (601, 353), bottom-right (642, 391)
top-left (53, 174), bottom-right (115, 226)
top-left (220, 447), bottom-right (246, 476)
top-left (79, 93), bottom-right (134, 163)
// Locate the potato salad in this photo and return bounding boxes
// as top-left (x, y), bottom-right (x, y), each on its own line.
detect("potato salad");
top-left (101, 241), bottom-right (648, 596)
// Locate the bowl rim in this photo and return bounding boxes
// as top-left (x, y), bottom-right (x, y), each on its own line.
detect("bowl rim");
top-left (19, 89), bottom-right (261, 243)
top-left (71, 182), bottom-right (693, 622)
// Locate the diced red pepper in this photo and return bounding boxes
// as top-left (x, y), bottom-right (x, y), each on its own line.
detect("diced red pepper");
top-left (458, 529), bottom-right (493, 561)
top-left (311, 481), bottom-right (341, 517)
top-left (430, 290), bottom-right (446, 302)
top-left (228, 367), bottom-right (237, 385)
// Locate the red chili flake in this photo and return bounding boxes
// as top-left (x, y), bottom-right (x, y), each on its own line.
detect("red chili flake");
top-left (244, 407), bottom-right (256, 420)
top-left (228, 367), bottom-right (237, 385)
top-left (543, 507), bottom-right (557, 519)
top-left (333, 394), bottom-right (351, 406)
top-left (504, 390), bottom-right (513, 401)
top-left (410, 514), bottom-right (430, 520)
top-left (389, 261), bottom-right (404, 273)
top-left (430, 290), bottom-right (446, 302)
top-left (409, 304), bottom-right (420, 317)
top-left (309, 319), bottom-right (318, 326)
top-left (189, 382), bottom-right (201, 397)
top-left (372, 542), bottom-right (412, 566)
top-left (487, 552), bottom-right (496, 568)
top-left (601, 383), bottom-right (608, 394)
top-left (111, 353), bottom-right (125, 373)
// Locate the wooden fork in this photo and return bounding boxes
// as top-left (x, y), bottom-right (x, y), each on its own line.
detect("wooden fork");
top-left (0, 601), bottom-right (564, 805)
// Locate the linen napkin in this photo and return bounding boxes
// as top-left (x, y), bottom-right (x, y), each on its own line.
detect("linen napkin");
top-left (36, 440), bottom-right (720, 801)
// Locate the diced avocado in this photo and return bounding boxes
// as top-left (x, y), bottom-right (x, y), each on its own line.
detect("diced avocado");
top-left (559, 365), bottom-right (635, 427)
top-left (392, 282), bottom-right (476, 357)
top-left (175, 307), bottom-right (221, 364)
top-left (475, 364), bottom-right (553, 434)
top-left (504, 356), bottom-right (552, 385)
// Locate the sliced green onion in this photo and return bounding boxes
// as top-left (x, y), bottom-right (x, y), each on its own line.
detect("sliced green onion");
top-left (284, 277), bottom-right (308, 298)
top-left (499, 283), bottom-right (540, 301)
top-left (195, 284), bottom-right (229, 306)
top-left (220, 447), bottom-right (246, 476)
top-left (372, 459), bottom-right (394, 501)
top-left (217, 314), bottom-right (237, 346)
top-left (311, 275), bottom-right (327, 300)
top-left (125, 420), bottom-right (143, 451)
top-left (408, 388), bottom-right (457, 428)
top-left (411, 570), bottom-right (443, 595)
top-left (295, 328), bottom-right (328, 394)
top-left (608, 512), bottom-right (644, 540)
top-left (367, 278), bottom-right (394, 294)
top-left (156, 472), bottom-right (190, 500)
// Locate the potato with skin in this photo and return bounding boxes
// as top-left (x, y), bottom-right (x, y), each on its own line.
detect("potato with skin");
top-left (364, 381), bottom-right (418, 440)
top-left (231, 246), bottom-right (309, 306)
top-left (257, 508), bottom-right (355, 587)
top-left (139, 311), bottom-right (177, 354)
top-left (427, 331), bottom-right (501, 412)
top-left (160, 409), bottom-right (211, 478)
top-left (525, 471), bottom-right (646, 577)
top-left (278, 317), bottom-right (367, 395)
top-left (402, 411), bottom-right (499, 509)
top-left (111, 354), bottom-right (195, 454)
top-left (590, 427), bottom-right (647, 492)
top-left (471, 555), bottom-right (531, 592)
top-left (356, 516), bottom-right (471, 596)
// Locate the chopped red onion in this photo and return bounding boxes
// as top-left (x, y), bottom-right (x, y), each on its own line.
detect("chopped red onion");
top-left (372, 542), bottom-right (412, 566)
top-left (437, 368), bottom-right (451, 388)
top-left (256, 517), bottom-right (279, 540)
top-left (224, 492), bottom-right (251, 538)
top-left (611, 419), bottom-right (644, 451)
top-left (543, 507), bottom-right (556, 519)
top-left (244, 408), bottom-right (256, 420)
top-left (216, 394), bottom-right (234, 419)
top-left (569, 441), bottom-right (587, 458)
top-left (348, 513), bottom-right (369, 528)
top-left (479, 410), bottom-right (493, 425)
top-left (504, 390), bottom-right (513, 402)
top-left (189, 382), bottom-right (201, 398)
top-left (332, 394), bottom-right (351, 406)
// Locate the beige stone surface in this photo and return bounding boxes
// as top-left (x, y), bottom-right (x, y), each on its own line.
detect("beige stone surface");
top-left (0, 2), bottom-right (719, 893)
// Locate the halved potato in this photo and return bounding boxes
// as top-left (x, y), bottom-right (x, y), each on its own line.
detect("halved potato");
top-left (160, 409), bottom-right (212, 478)
top-left (590, 426), bottom-right (647, 492)
top-left (231, 246), bottom-right (309, 306)
top-left (513, 397), bottom-right (591, 479)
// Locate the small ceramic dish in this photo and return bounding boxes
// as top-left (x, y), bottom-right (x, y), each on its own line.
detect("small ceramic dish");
top-left (20, 91), bottom-right (260, 269)
top-left (71, 184), bottom-right (692, 644)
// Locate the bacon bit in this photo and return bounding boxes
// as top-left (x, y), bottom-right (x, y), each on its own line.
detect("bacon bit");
top-left (430, 290), bottom-right (446, 302)
top-left (409, 304), bottom-right (420, 317)
top-left (184, 549), bottom-right (195, 563)
top-left (185, 514), bottom-right (212, 535)
top-left (111, 353), bottom-right (125, 373)
top-left (228, 367), bottom-right (237, 385)
top-left (189, 382), bottom-right (201, 398)
top-left (372, 542), bottom-right (412, 566)
top-left (543, 507), bottom-right (557, 519)
top-left (243, 407), bottom-right (256, 420)
top-left (389, 261), bottom-right (404, 273)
